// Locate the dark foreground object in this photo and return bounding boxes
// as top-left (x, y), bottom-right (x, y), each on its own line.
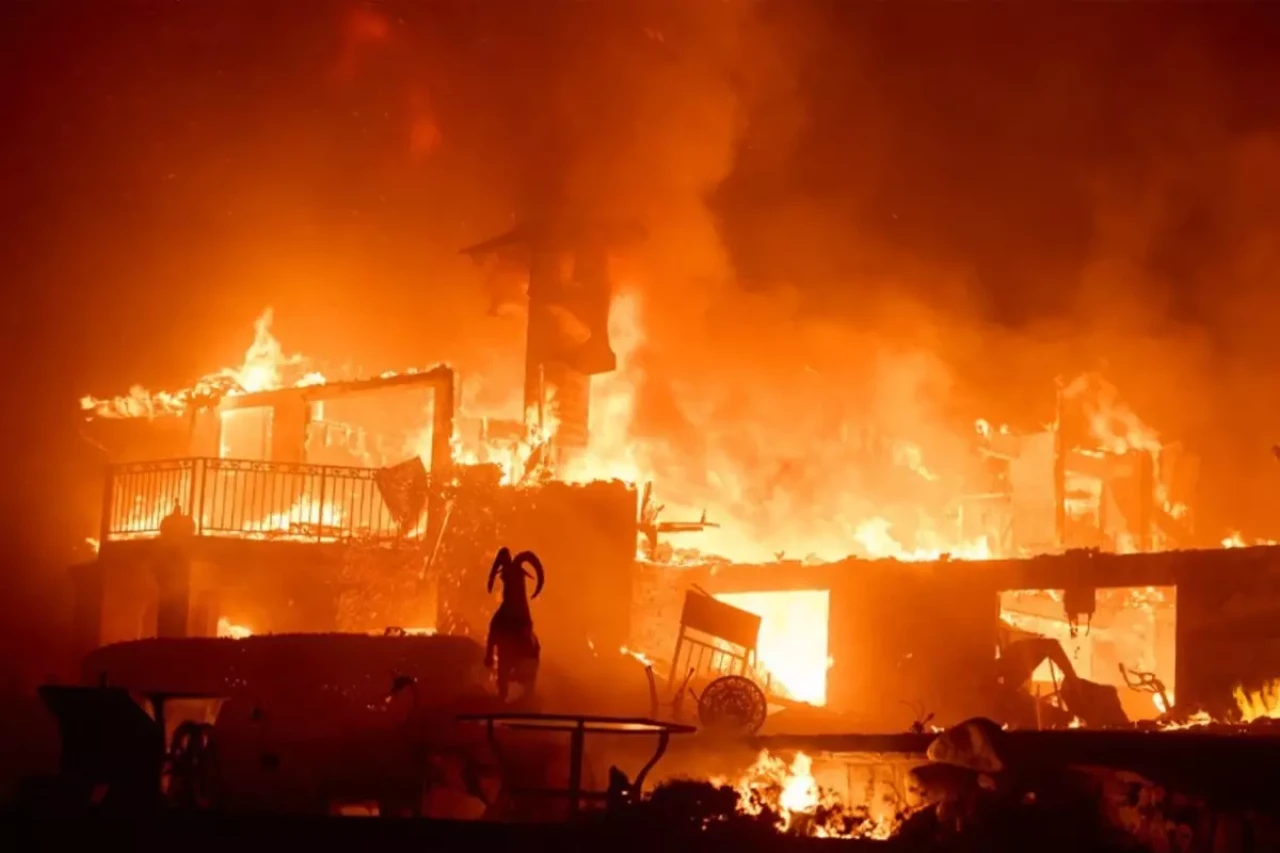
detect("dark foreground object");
top-left (0, 815), bottom-right (882, 852)
top-left (755, 727), bottom-right (1280, 811)
top-left (0, 813), bottom-right (1141, 853)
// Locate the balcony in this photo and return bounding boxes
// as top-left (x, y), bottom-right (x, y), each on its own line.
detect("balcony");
top-left (100, 457), bottom-right (426, 546)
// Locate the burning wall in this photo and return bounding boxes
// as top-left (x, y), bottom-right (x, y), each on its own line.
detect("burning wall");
top-left (430, 477), bottom-right (638, 659)
top-left (635, 547), bottom-right (1280, 728)
top-left (1000, 586), bottom-right (1177, 722)
top-left (632, 557), bottom-right (989, 724)
top-left (83, 476), bottom-right (638, 662)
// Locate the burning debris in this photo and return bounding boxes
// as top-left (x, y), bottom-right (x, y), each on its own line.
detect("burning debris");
top-left (215, 618), bottom-right (251, 640)
top-left (1232, 679), bottom-right (1280, 724)
top-left (713, 749), bottom-right (901, 839)
top-left (626, 749), bottom-right (900, 840)
top-left (79, 300), bottom-right (1239, 571)
top-left (80, 309), bottom-right (324, 420)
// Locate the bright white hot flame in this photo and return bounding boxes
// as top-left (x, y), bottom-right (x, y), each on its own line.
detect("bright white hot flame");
top-left (217, 618), bottom-right (252, 639)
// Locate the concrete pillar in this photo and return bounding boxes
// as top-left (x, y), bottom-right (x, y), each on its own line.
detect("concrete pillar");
top-left (425, 368), bottom-right (455, 556)
top-left (189, 588), bottom-right (220, 638)
top-left (68, 561), bottom-right (105, 661)
top-left (270, 397), bottom-right (309, 464)
top-left (153, 548), bottom-right (192, 639)
top-left (189, 408), bottom-right (221, 457)
top-left (154, 507), bottom-right (196, 639)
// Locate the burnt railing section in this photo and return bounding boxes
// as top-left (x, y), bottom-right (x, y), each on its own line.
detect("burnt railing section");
top-left (101, 457), bottom-right (424, 544)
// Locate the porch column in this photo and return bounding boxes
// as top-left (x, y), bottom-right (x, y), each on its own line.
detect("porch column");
top-left (270, 396), bottom-right (310, 464)
top-left (68, 560), bottom-right (105, 660)
top-left (189, 588), bottom-right (221, 638)
top-left (154, 506), bottom-right (196, 639)
top-left (153, 549), bottom-right (192, 640)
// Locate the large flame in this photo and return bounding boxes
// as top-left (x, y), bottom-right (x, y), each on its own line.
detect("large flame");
top-left (80, 308), bottom-right (323, 419)
top-left (536, 289), bottom-right (995, 563)
top-left (1233, 679), bottom-right (1280, 722)
top-left (82, 295), bottom-right (1239, 560)
top-left (84, 301), bottom-right (991, 561)
top-left (83, 299), bottom-right (1240, 564)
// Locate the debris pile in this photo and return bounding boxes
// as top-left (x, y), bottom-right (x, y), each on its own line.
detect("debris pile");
top-left (625, 749), bottom-right (903, 839)
top-left (900, 717), bottom-right (1132, 850)
top-left (720, 749), bottom-right (900, 838)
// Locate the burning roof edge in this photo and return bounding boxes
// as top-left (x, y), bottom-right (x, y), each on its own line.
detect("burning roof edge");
top-left (82, 364), bottom-right (456, 422)
top-left (216, 365), bottom-right (454, 412)
top-left (665, 543), bottom-right (1280, 594)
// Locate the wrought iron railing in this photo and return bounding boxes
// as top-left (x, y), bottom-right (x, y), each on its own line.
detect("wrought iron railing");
top-left (101, 457), bottom-right (423, 544)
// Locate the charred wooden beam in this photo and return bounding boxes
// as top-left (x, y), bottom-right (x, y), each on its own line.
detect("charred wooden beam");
top-left (461, 218), bottom-right (643, 468)
top-left (694, 544), bottom-right (1280, 596)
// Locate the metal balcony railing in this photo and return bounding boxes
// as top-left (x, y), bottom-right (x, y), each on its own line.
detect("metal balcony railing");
top-left (101, 457), bottom-right (423, 545)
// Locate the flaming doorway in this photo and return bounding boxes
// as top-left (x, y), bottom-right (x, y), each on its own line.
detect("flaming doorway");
top-left (714, 590), bottom-right (831, 706)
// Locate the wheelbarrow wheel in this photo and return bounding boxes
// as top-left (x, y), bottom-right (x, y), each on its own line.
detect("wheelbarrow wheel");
top-left (167, 721), bottom-right (218, 810)
top-left (697, 675), bottom-right (768, 735)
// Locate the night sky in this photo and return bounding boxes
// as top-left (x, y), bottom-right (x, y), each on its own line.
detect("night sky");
top-left (5, 1), bottom-right (1280, 660)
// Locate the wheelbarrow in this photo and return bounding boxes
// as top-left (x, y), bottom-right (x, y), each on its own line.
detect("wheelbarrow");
top-left (38, 684), bottom-right (226, 812)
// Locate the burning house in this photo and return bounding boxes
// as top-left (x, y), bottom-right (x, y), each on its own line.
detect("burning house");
top-left (69, 236), bottom-right (1280, 733)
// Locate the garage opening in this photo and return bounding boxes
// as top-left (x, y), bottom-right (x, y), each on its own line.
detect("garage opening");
top-left (715, 590), bottom-right (831, 706)
top-left (999, 586), bottom-right (1176, 721)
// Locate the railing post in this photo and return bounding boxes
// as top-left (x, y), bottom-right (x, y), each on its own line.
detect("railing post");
top-left (98, 466), bottom-right (114, 547)
top-left (317, 468), bottom-right (327, 544)
top-left (195, 458), bottom-right (208, 535)
top-left (186, 458), bottom-right (198, 525)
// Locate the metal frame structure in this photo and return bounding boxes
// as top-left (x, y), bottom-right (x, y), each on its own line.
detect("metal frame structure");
top-left (100, 457), bottom-right (427, 545)
top-left (651, 589), bottom-right (772, 734)
top-left (457, 713), bottom-right (695, 816)
top-left (668, 589), bottom-right (763, 687)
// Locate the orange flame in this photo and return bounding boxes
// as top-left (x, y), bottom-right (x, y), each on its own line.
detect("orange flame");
top-left (80, 308), bottom-right (321, 419)
top-left (1234, 680), bottom-right (1280, 722)
top-left (83, 302), bottom-right (1231, 570)
top-left (216, 618), bottom-right (252, 640)
top-left (715, 749), bottom-right (898, 839)
top-left (620, 645), bottom-right (653, 667)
